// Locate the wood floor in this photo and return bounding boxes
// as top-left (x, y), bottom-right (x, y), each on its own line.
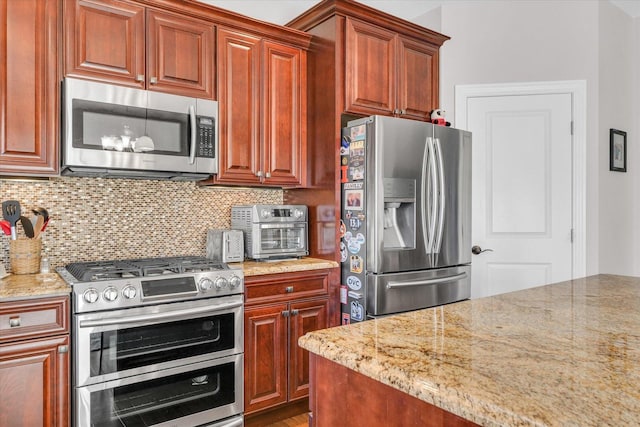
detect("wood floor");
top-left (262, 413), bottom-right (308, 427)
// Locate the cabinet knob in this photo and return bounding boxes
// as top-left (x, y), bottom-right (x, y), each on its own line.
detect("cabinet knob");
top-left (256, 171), bottom-right (264, 177)
top-left (136, 74), bottom-right (145, 82)
top-left (291, 309), bottom-right (299, 316)
top-left (401, 109), bottom-right (407, 115)
top-left (285, 286), bottom-right (294, 293)
top-left (265, 172), bottom-right (271, 178)
top-left (8, 317), bottom-right (20, 327)
top-left (150, 77), bottom-right (158, 85)
top-left (58, 345), bottom-right (69, 354)
top-left (281, 310), bottom-right (290, 317)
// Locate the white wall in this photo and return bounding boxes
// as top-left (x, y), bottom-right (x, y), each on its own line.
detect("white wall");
top-left (413, 0), bottom-right (638, 277)
top-left (598, 1), bottom-right (637, 275)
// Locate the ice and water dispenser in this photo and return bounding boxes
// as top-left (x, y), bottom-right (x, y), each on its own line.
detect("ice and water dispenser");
top-left (382, 178), bottom-right (416, 249)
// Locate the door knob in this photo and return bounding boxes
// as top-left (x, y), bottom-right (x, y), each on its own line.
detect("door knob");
top-left (471, 245), bottom-right (493, 255)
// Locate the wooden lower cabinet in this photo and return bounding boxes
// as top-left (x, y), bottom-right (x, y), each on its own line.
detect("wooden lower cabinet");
top-left (243, 267), bottom-right (337, 423)
top-left (0, 296), bottom-right (70, 427)
top-left (309, 354), bottom-right (479, 427)
top-left (244, 296), bottom-right (328, 415)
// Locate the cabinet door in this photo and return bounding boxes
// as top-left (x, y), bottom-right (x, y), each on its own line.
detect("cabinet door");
top-left (64, 0), bottom-right (145, 88)
top-left (215, 28), bottom-right (262, 185)
top-left (262, 40), bottom-right (307, 187)
top-left (344, 17), bottom-right (396, 117)
top-left (244, 303), bottom-right (288, 414)
top-left (0, 335), bottom-right (70, 427)
top-left (397, 35), bottom-right (439, 121)
top-left (0, 0), bottom-right (59, 176)
top-left (288, 297), bottom-right (328, 401)
top-left (146, 9), bottom-right (214, 99)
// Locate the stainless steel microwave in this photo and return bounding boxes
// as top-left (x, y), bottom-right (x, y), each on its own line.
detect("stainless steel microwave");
top-left (62, 77), bottom-right (218, 181)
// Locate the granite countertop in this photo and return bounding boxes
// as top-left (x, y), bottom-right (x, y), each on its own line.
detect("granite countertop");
top-left (231, 257), bottom-right (338, 277)
top-left (299, 274), bottom-right (640, 427)
top-left (0, 257), bottom-right (337, 301)
top-left (0, 273), bottom-right (71, 301)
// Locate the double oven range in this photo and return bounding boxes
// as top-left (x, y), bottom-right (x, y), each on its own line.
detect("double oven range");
top-left (57, 256), bottom-right (244, 427)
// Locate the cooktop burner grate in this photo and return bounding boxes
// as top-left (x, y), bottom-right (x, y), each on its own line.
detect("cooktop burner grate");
top-left (66, 256), bottom-right (229, 282)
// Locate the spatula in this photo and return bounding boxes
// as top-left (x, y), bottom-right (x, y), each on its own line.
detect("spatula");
top-left (1, 200), bottom-right (21, 240)
top-left (19, 215), bottom-right (34, 238)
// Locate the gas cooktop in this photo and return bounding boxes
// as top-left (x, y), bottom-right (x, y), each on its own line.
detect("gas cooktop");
top-left (65, 256), bottom-right (230, 282)
top-left (58, 256), bottom-right (244, 313)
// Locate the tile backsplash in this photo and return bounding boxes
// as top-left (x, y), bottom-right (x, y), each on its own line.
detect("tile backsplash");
top-left (1, 177), bottom-right (282, 271)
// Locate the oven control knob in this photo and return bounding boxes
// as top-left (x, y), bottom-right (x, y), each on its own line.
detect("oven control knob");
top-left (199, 278), bottom-right (213, 291)
top-left (214, 277), bottom-right (229, 290)
top-left (293, 208), bottom-right (303, 219)
top-left (103, 286), bottom-right (119, 302)
top-left (83, 288), bottom-right (99, 304)
top-left (260, 209), bottom-right (271, 219)
top-left (122, 285), bottom-right (137, 300)
top-left (229, 275), bottom-right (242, 289)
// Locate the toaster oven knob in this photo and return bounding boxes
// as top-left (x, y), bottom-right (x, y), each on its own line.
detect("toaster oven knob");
top-left (260, 209), bottom-right (271, 219)
top-left (103, 286), bottom-right (119, 302)
top-left (229, 275), bottom-right (242, 289)
top-left (199, 278), bottom-right (213, 291)
top-left (214, 277), bottom-right (228, 290)
top-left (293, 208), bottom-right (303, 219)
top-left (122, 285), bottom-right (137, 300)
top-left (83, 288), bottom-right (99, 304)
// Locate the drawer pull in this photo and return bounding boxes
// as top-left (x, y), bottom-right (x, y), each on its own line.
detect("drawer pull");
top-left (9, 317), bottom-right (21, 327)
top-left (285, 286), bottom-right (294, 293)
top-left (58, 345), bottom-right (69, 354)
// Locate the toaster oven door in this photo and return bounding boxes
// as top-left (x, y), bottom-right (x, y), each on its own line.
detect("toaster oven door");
top-left (254, 223), bottom-right (307, 258)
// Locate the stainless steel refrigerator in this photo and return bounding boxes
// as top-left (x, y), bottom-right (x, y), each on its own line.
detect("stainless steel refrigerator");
top-left (340, 115), bottom-right (471, 323)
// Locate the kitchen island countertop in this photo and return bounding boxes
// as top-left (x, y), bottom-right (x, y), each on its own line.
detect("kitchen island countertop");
top-left (299, 274), bottom-right (640, 426)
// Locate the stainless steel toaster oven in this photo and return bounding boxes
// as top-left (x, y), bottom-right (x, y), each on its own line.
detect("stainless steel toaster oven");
top-left (231, 205), bottom-right (308, 260)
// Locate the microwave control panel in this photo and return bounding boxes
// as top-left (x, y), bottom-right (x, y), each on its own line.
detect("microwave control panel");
top-left (196, 116), bottom-right (215, 158)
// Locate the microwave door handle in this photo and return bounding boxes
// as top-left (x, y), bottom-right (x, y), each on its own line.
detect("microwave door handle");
top-left (189, 104), bottom-right (196, 165)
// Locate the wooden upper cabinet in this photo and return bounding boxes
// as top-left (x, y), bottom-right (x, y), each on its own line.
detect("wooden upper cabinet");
top-left (146, 9), bottom-right (214, 98)
top-left (344, 17), bottom-right (439, 121)
top-left (397, 35), bottom-right (439, 121)
top-left (213, 27), bottom-right (307, 187)
top-left (216, 28), bottom-right (262, 185)
top-left (64, 0), bottom-right (214, 99)
top-left (262, 41), bottom-right (306, 187)
top-left (64, 0), bottom-right (145, 88)
top-left (345, 17), bottom-right (396, 116)
top-left (0, 0), bottom-right (60, 176)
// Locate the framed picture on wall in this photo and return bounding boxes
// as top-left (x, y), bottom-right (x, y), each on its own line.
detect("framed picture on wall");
top-left (610, 128), bottom-right (627, 172)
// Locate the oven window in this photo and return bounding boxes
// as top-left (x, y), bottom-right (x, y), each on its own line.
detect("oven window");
top-left (89, 313), bottom-right (235, 378)
top-left (260, 227), bottom-right (304, 251)
top-left (89, 362), bottom-right (236, 427)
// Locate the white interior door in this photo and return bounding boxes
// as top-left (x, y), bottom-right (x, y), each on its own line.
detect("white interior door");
top-left (467, 93), bottom-right (573, 298)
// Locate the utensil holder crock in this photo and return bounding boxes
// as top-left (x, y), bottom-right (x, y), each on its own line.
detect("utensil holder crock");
top-left (9, 239), bottom-right (42, 274)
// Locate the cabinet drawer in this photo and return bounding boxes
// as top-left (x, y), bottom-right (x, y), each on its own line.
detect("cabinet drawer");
top-left (0, 296), bottom-right (69, 343)
top-left (245, 272), bottom-right (329, 304)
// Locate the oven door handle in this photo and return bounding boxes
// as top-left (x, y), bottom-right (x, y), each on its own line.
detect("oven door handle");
top-left (79, 300), bottom-right (243, 328)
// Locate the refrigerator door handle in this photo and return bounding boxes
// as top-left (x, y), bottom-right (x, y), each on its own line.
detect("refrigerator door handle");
top-left (427, 137), bottom-right (438, 253)
top-left (434, 138), bottom-right (446, 253)
top-left (421, 137), bottom-right (431, 253)
top-left (386, 272), bottom-right (468, 289)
